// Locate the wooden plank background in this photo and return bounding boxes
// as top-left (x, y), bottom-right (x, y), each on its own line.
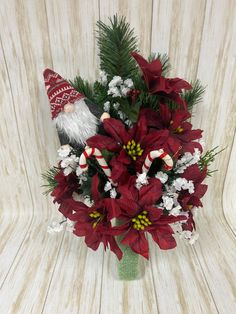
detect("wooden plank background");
top-left (0, 0), bottom-right (235, 313)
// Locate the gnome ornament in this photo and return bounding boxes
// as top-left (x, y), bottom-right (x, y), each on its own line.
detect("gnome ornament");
top-left (43, 69), bottom-right (110, 148)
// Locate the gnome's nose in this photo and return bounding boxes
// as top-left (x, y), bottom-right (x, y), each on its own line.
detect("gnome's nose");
top-left (64, 103), bottom-right (75, 113)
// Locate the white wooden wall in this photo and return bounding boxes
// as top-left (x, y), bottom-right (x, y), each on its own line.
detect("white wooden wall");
top-left (0, 1), bottom-right (236, 313)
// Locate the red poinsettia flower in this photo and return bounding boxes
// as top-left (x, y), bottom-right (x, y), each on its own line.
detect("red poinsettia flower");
top-left (182, 212), bottom-right (195, 232)
top-left (139, 105), bottom-right (203, 156)
top-left (131, 52), bottom-right (192, 109)
top-left (51, 170), bottom-right (79, 204)
top-left (178, 164), bottom-right (208, 210)
top-left (114, 176), bottom-right (187, 259)
top-left (87, 115), bottom-right (168, 178)
top-left (58, 174), bottom-right (122, 259)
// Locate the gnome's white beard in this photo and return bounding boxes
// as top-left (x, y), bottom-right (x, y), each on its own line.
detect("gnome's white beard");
top-left (54, 99), bottom-right (98, 145)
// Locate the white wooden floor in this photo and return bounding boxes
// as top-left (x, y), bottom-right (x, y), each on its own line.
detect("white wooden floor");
top-left (0, 189), bottom-right (236, 313)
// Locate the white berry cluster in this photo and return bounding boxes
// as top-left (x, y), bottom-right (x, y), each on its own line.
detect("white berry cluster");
top-left (173, 222), bottom-right (200, 245)
top-left (135, 172), bottom-right (149, 189)
top-left (108, 76), bottom-right (134, 98)
top-left (47, 219), bottom-right (75, 234)
top-left (57, 145), bottom-right (87, 182)
top-left (99, 70), bottom-right (108, 86)
top-left (104, 181), bottom-right (117, 198)
top-left (175, 148), bottom-right (201, 173)
top-left (57, 146), bottom-right (79, 176)
top-left (172, 177), bottom-right (195, 194)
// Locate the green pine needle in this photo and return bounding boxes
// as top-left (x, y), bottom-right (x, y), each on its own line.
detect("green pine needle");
top-left (198, 146), bottom-right (225, 176)
top-left (41, 167), bottom-right (59, 195)
top-left (69, 76), bottom-right (94, 101)
top-left (93, 81), bottom-right (110, 108)
top-left (97, 15), bottom-right (138, 79)
top-left (182, 79), bottom-right (205, 110)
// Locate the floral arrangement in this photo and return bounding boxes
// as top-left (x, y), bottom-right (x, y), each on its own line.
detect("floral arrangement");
top-left (43, 16), bottom-right (220, 279)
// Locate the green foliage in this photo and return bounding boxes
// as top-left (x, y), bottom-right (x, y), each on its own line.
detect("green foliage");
top-left (41, 167), bottom-right (59, 195)
top-left (182, 79), bottom-right (205, 110)
top-left (93, 81), bottom-right (109, 108)
top-left (69, 76), bottom-right (94, 101)
top-left (97, 15), bottom-right (138, 79)
top-left (198, 146), bottom-right (224, 176)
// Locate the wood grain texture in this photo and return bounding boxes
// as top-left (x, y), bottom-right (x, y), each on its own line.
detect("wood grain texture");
top-left (99, 0), bottom-right (153, 56)
top-left (0, 0), bottom-right (236, 313)
top-left (151, 0), bottom-right (206, 80)
top-left (45, 0), bottom-right (100, 80)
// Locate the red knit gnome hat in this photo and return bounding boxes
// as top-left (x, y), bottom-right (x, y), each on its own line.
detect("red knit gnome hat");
top-left (43, 69), bottom-right (83, 119)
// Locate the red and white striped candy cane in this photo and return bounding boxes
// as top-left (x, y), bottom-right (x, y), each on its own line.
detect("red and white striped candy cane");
top-left (142, 149), bottom-right (173, 173)
top-left (79, 147), bottom-right (112, 181)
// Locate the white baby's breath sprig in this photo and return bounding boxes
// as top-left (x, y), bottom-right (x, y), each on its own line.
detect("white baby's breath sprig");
top-left (103, 101), bottom-right (110, 112)
top-left (136, 172), bottom-right (149, 190)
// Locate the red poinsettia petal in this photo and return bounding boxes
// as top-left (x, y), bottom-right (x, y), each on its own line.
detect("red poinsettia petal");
top-left (139, 178), bottom-right (163, 206)
top-left (171, 110), bottom-right (191, 129)
top-left (87, 134), bottom-right (120, 152)
top-left (110, 159), bottom-right (130, 184)
top-left (121, 229), bottom-right (149, 259)
top-left (138, 108), bottom-right (160, 129)
top-left (134, 114), bottom-right (148, 143)
top-left (159, 103), bottom-right (171, 126)
top-left (117, 149), bottom-right (131, 165)
top-left (181, 141), bottom-right (203, 154)
top-left (108, 236), bottom-right (123, 260)
top-left (149, 225), bottom-right (177, 250)
top-left (157, 214), bottom-right (187, 225)
top-left (103, 118), bottom-right (130, 144)
top-left (179, 129), bottom-right (203, 142)
top-left (131, 51), bottom-right (162, 77)
top-left (169, 92), bottom-right (188, 109)
top-left (189, 196), bottom-right (203, 208)
top-left (194, 184), bottom-right (208, 199)
top-left (91, 173), bottom-right (100, 202)
top-left (84, 231), bottom-right (101, 251)
top-left (59, 198), bottom-right (88, 220)
top-left (103, 198), bottom-right (121, 220)
top-left (181, 164), bottom-right (207, 184)
top-left (168, 77), bottom-right (192, 92)
top-left (145, 206), bottom-right (163, 222)
top-left (117, 175), bottom-right (138, 202)
top-left (73, 222), bottom-right (91, 237)
top-left (116, 198), bottom-right (139, 217)
top-left (182, 213), bottom-right (195, 231)
top-left (150, 76), bottom-right (169, 94)
top-left (140, 129), bottom-right (169, 148)
top-left (51, 171), bottom-right (79, 204)
top-left (166, 136), bottom-right (182, 156)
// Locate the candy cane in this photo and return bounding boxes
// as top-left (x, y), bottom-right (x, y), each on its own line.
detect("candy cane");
top-left (79, 147), bottom-right (113, 182)
top-left (142, 149), bottom-right (173, 173)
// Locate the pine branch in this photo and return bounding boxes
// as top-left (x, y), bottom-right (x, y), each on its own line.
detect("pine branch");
top-left (93, 81), bottom-right (110, 108)
top-left (69, 76), bottom-right (94, 101)
top-left (182, 79), bottom-right (205, 110)
top-left (97, 15), bottom-right (138, 79)
top-left (198, 146), bottom-right (224, 176)
top-left (41, 167), bottom-right (60, 195)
